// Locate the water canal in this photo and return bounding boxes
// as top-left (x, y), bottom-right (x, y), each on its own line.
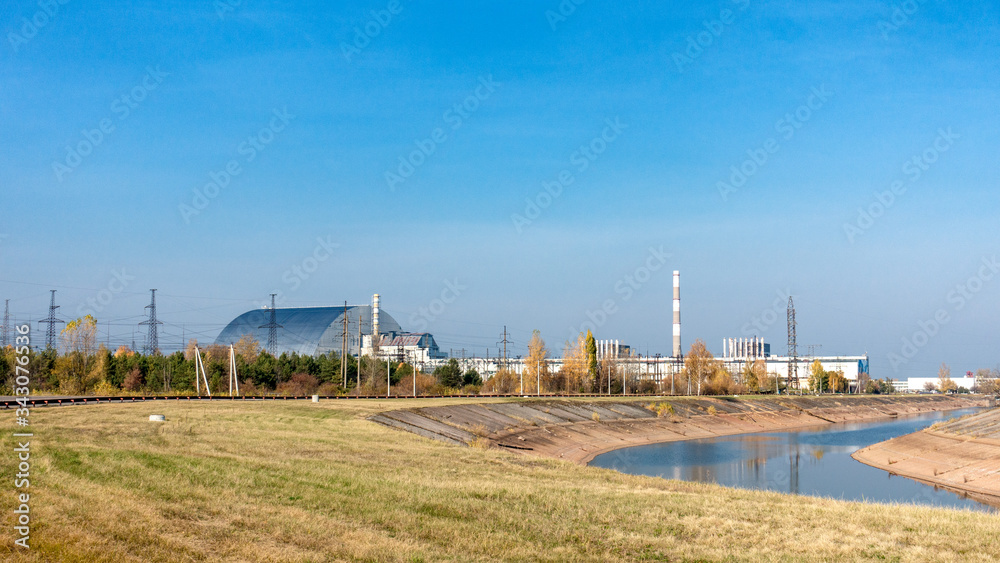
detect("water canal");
top-left (590, 407), bottom-right (994, 512)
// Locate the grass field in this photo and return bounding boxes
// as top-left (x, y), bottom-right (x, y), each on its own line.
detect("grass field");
top-left (2, 398), bottom-right (997, 562)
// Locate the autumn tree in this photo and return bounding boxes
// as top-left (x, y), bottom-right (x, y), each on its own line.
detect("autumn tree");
top-left (760, 372), bottom-right (785, 394)
top-left (808, 359), bottom-right (828, 394)
top-left (524, 330), bottom-right (550, 394)
top-left (974, 368), bottom-right (999, 394)
top-left (585, 330), bottom-right (598, 389)
top-left (480, 368), bottom-right (518, 394)
top-left (560, 333), bottom-right (588, 393)
top-left (827, 369), bottom-right (847, 393)
top-left (56, 316), bottom-right (99, 393)
top-left (742, 359), bottom-right (764, 393)
top-left (183, 339), bottom-right (199, 361)
top-left (682, 340), bottom-right (720, 395)
top-left (938, 363), bottom-right (957, 392)
top-left (598, 355), bottom-right (619, 394)
top-left (233, 334), bottom-right (261, 365)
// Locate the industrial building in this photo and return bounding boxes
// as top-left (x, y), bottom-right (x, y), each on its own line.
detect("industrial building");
top-left (903, 376), bottom-right (978, 393)
top-left (214, 304), bottom-right (400, 356)
top-left (216, 294), bottom-right (446, 361)
top-left (361, 333), bottom-right (447, 363)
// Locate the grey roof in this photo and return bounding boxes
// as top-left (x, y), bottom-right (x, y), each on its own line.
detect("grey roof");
top-left (214, 306), bottom-right (403, 357)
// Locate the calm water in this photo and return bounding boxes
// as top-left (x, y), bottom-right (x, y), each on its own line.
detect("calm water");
top-left (590, 408), bottom-right (995, 512)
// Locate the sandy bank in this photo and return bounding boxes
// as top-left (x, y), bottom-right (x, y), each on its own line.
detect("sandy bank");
top-left (371, 394), bottom-right (990, 464)
top-left (852, 404), bottom-right (1000, 506)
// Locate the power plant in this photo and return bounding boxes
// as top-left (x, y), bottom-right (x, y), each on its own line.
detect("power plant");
top-left (7, 271), bottom-right (870, 391)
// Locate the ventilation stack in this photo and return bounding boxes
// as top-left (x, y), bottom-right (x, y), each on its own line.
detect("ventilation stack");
top-left (372, 293), bottom-right (380, 343)
top-left (672, 271), bottom-right (681, 358)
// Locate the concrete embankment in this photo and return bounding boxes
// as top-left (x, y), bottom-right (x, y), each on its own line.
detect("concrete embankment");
top-left (371, 394), bottom-right (989, 464)
top-left (853, 403), bottom-right (1000, 506)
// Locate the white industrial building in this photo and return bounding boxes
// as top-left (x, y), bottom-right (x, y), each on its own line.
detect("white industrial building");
top-left (903, 376), bottom-right (977, 393)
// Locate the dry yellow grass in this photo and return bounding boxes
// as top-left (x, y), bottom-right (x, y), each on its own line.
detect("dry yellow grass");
top-left (1, 398), bottom-right (997, 562)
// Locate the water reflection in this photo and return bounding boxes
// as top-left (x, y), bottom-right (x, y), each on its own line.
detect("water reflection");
top-left (590, 408), bottom-right (995, 512)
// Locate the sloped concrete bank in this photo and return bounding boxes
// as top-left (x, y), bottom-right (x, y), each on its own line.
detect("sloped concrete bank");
top-left (853, 405), bottom-right (1000, 505)
top-left (371, 395), bottom-right (989, 464)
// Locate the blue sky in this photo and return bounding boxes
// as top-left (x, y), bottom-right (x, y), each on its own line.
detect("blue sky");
top-left (1, 0), bottom-right (999, 379)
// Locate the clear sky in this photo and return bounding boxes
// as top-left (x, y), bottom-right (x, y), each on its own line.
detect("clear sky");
top-left (2, 0), bottom-right (999, 379)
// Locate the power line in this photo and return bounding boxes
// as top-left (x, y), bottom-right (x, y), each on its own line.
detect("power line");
top-left (258, 293), bottom-right (282, 355)
top-left (787, 296), bottom-right (798, 392)
top-left (1, 299), bottom-right (8, 348)
top-left (139, 289), bottom-right (163, 355)
top-left (38, 290), bottom-right (64, 349)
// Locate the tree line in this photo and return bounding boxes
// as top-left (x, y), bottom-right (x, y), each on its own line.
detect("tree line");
top-left (8, 316), bottom-right (989, 397)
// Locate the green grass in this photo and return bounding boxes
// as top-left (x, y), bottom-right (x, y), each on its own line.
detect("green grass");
top-left (1, 398), bottom-right (997, 562)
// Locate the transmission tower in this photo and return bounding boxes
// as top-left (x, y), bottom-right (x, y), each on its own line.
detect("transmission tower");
top-left (2, 299), bottom-right (9, 348)
top-left (38, 290), bottom-right (64, 349)
top-left (496, 326), bottom-right (510, 371)
top-left (258, 293), bottom-right (282, 355)
top-left (139, 289), bottom-right (163, 355)
top-left (787, 296), bottom-right (798, 392)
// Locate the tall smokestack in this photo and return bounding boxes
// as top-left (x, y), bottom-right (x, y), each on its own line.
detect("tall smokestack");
top-left (672, 271), bottom-right (681, 357)
top-left (372, 293), bottom-right (380, 343)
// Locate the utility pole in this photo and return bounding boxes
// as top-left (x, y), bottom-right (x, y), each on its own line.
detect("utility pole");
top-left (258, 293), bottom-right (282, 355)
top-left (342, 301), bottom-right (348, 388)
top-left (139, 289), bottom-right (162, 355)
top-left (1, 299), bottom-right (9, 348)
top-left (39, 290), bottom-right (64, 350)
top-left (229, 344), bottom-right (240, 397)
top-left (357, 313), bottom-right (362, 390)
top-left (497, 326), bottom-right (510, 372)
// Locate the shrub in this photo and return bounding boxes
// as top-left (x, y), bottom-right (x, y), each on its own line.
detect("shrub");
top-left (276, 373), bottom-right (319, 396)
top-left (706, 405), bottom-right (718, 416)
top-left (316, 382), bottom-right (340, 396)
top-left (123, 367), bottom-right (145, 392)
top-left (92, 380), bottom-right (121, 396)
